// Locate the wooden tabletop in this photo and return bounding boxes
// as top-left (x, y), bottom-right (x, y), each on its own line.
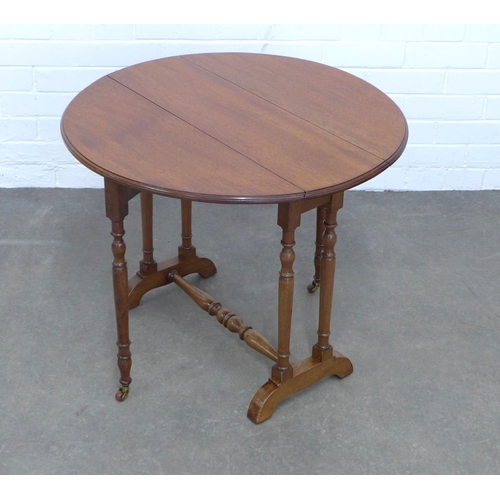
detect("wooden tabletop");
top-left (61, 53), bottom-right (408, 204)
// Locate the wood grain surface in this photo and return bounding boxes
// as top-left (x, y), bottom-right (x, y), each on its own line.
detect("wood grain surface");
top-left (61, 53), bottom-right (408, 203)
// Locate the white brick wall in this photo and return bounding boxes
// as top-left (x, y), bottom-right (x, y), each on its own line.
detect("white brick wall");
top-left (0, 23), bottom-right (499, 190)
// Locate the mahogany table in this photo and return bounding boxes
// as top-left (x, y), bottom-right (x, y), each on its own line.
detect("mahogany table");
top-left (61, 53), bottom-right (408, 424)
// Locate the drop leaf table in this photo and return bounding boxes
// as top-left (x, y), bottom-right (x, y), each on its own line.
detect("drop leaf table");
top-left (61, 53), bottom-right (408, 423)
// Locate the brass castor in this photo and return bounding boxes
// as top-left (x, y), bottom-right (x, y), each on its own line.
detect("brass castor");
top-left (115, 384), bottom-right (130, 402)
top-left (307, 279), bottom-right (320, 293)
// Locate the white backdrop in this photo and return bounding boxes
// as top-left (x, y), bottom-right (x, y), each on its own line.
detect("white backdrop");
top-left (0, 24), bottom-right (499, 190)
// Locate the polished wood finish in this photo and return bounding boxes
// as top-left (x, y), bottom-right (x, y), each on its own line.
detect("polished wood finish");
top-left (307, 205), bottom-right (326, 293)
top-left (110, 58), bottom-right (393, 198)
top-left (179, 200), bottom-right (196, 260)
top-left (169, 272), bottom-right (278, 362)
top-left (61, 76), bottom-right (302, 204)
top-left (186, 53), bottom-right (406, 161)
top-left (248, 349), bottom-right (353, 424)
top-left (248, 194), bottom-right (346, 422)
top-left (61, 53), bottom-right (408, 423)
top-left (139, 191), bottom-right (157, 276)
top-left (128, 197), bottom-right (217, 310)
top-left (128, 255), bottom-right (217, 309)
top-left (61, 53), bottom-right (408, 203)
top-left (272, 203), bottom-right (301, 383)
top-left (315, 192), bottom-right (343, 353)
top-left (104, 178), bottom-right (132, 401)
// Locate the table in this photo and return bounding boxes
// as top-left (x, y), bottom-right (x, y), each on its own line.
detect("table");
top-left (61, 53), bottom-right (408, 424)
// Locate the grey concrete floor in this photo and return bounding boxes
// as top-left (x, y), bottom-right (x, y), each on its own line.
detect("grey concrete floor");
top-left (1, 188), bottom-right (499, 474)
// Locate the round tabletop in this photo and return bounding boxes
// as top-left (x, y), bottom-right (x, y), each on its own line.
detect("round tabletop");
top-left (61, 53), bottom-right (408, 204)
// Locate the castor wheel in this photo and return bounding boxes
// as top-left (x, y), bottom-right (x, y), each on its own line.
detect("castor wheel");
top-left (307, 279), bottom-right (320, 293)
top-left (115, 385), bottom-right (130, 402)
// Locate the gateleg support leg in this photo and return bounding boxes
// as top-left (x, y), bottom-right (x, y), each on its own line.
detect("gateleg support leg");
top-left (138, 190), bottom-right (158, 277)
top-left (307, 205), bottom-right (326, 293)
top-left (178, 199), bottom-right (197, 260)
top-left (128, 198), bottom-right (217, 309)
top-left (314, 192), bottom-right (343, 354)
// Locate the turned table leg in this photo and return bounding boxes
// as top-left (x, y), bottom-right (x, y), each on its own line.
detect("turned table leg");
top-left (307, 205), bottom-right (326, 293)
top-left (139, 191), bottom-right (158, 276)
top-left (127, 198), bottom-right (217, 309)
top-left (105, 179), bottom-right (132, 401)
top-left (179, 199), bottom-right (196, 260)
top-left (313, 192), bottom-right (343, 360)
top-left (271, 203), bottom-right (300, 383)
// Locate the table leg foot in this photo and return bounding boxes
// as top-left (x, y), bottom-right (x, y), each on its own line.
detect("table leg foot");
top-left (307, 279), bottom-right (320, 293)
top-left (247, 350), bottom-right (353, 424)
top-left (197, 260), bottom-right (218, 279)
top-left (128, 256), bottom-right (217, 309)
top-left (115, 383), bottom-right (130, 402)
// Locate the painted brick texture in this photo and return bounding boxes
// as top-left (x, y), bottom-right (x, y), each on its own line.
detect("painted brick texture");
top-left (0, 23), bottom-right (499, 190)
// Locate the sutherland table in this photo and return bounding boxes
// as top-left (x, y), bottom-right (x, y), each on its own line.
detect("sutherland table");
top-left (61, 53), bottom-right (408, 424)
